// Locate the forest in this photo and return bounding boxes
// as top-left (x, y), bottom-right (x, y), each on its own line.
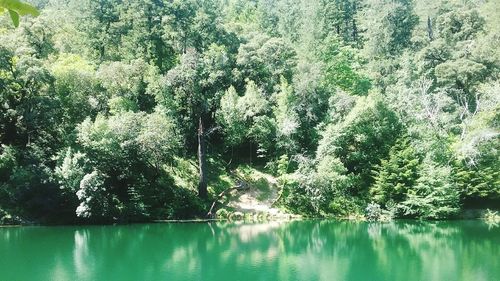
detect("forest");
top-left (0, 0), bottom-right (498, 224)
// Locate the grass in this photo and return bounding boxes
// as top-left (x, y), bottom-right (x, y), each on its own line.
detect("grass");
top-left (165, 155), bottom-right (280, 216)
top-left (231, 164), bottom-right (275, 201)
top-left (165, 155), bottom-right (235, 199)
top-left (165, 157), bottom-right (199, 192)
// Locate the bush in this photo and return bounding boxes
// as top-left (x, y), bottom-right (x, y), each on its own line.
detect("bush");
top-left (483, 209), bottom-right (500, 225)
top-left (365, 203), bottom-right (382, 221)
top-left (282, 179), bottom-right (316, 215)
top-left (0, 208), bottom-right (22, 225)
top-left (215, 208), bottom-right (230, 219)
top-left (328, 196), bottom-right (363, 217)
top-left (229, 211), bottom-right (244, 220)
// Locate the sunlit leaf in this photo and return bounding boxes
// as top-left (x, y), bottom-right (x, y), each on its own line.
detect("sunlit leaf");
top-left (0, 0), bottom-right (39, 15)
top-left (0, 0), bottom-right (39, 27)
top-left (8, 9), bottom-right (19, 27)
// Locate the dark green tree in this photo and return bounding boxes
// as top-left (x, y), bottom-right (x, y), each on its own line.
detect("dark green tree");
top-left (371, 137), bottom-right (421, 206)
top-left (317, 95), bottom-right (403, 193)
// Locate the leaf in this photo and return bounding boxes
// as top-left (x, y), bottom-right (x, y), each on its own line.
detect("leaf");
top-left (0, 0), bottom-right (39, 27)
top-left (0, 0), bottom-right (40, 16)
top-left (8, 9), bottom-right (19, 27)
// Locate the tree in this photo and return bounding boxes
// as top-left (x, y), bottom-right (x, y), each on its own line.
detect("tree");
top-left (75, 170), bottom-right (111, 219)
top-left (97, 59), bottom-right (157, 113)
top-left (119, 0), bottom-right (176, 72)
top-left (319, 0), bottom-right (362, 46)
top-left (274, 78), bottom-right (300, 154)
top-left (79, 0), bottom-right (122, 61)
top-left (51, 54), bottom-right (103, 138)
top-left (73, 110), bottom-right (181, 221)
top-left (371, 137), bottom-right (421, 207)
top-left (317, 94), bottom-right (402, 192)
top-left (320, 36), bottom-right (371, 95)
top-left (1, 0), bottom-right (499, 223)
top-left (454, 82), bottom-right (500, 204)
top-left (163, 0), bottom-right (197, 54)
top-left (216, 86), bottom-right (246, 148)
top-left (234, 32), bottom-right (296, 92)
top-left (164, 46), bottom-right (232, 199)
top-left (360, 0), bottom-right (419, 57)
top-left (283, 155), bottom-right (354, 216)
top-left (399, 158), bottom-right (460, 219)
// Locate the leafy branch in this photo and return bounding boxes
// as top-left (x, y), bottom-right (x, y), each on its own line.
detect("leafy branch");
top-left (0, 0), bottom-right (39, 27)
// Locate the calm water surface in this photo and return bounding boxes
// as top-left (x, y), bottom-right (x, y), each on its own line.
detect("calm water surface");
top-left (0, 220), bottom-right (498, 281)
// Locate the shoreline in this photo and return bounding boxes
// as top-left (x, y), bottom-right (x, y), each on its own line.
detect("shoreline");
top-left (0, 217), bottom-right (494, 228)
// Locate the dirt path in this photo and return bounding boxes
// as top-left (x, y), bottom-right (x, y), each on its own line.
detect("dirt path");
top-left (224, 171), bottom-right (297, 219)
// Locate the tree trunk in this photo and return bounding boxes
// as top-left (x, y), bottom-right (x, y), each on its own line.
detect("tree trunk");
top-left (427, 16), bottom-right (434, 41)
top-left (352, 18), bottom-right (358, 44)
top-left (198, 117), bottom-right (208, 199)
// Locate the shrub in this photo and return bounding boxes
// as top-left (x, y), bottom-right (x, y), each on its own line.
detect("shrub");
top-left (215, 208), bottom-right (230, 219)
top-left (365, 203), bottom-right (382, 221)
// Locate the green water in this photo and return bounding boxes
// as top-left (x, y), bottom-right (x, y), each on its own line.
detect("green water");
top-left (0, 220), bottom-right (498, 281)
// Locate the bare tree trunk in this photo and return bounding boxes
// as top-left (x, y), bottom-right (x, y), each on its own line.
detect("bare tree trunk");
top-left (427, 16), bottom-right (434, 41)
top-left (352, 1), bottom-right (359, 45)
top-left (198, 117), bottom-right (208, 199)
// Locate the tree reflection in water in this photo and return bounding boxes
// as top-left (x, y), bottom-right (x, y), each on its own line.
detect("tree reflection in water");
top-left (0, 220), bottom-right (498, 281)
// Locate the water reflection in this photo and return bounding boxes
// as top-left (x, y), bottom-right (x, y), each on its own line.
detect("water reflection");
top-left (0, 220), bottom-right (498, 281)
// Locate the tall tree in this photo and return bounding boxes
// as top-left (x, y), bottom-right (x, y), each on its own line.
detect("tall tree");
top-left (79, 0), bottom-right (123, 61)
top-left (119, 0), bottom-right (176, 72)
top-left (164, 45), bottom-right (232, 198)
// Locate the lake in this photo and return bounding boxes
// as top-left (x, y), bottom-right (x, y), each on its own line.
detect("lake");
top-left (0, 220), bottom-right (498, 281)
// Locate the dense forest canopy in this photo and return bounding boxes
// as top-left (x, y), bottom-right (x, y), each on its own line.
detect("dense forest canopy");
top-left (0, 0), bottom-right (498, 224)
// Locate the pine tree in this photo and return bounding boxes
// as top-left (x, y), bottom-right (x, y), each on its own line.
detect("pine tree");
top-left (371, 137), bottom-right (421, 206)
top-left (399, 158), bottom-right (460, 219)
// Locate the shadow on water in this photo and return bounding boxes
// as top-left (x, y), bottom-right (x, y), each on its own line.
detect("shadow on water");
top-left (0, 220), bottom-right (498, 281)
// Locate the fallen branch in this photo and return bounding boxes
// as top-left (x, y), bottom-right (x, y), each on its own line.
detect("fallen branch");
top-left (207, 181), bottom-right (249, 218)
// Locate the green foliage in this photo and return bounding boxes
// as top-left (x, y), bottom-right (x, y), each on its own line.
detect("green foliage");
top-left (455, 161), bottom-right (500, 201)
top-left (317, 95), bottom-right (403, 191)
top-left (51, 54), bottom-right (102, 128)
top-left (276, 154), bottom-right (289, 176)
top-left (320, 36), bottom-right (371, 95)
top-left (483, 209), bottom-right (500, 224)
top-left (0, 0), bottom-right (498, 223)
top-left (361, 0), bottom-right (419, 57)
top-left (282, 178), bottom-right (316, 216)
top-left (453, 81), bottom-right (500, 202)
top-left (436, 7), bottom-right (485, 43)
top-left (274, 78), bottom-right (300, 153)
top-left (328, 196), bottom-right (362, 218)
top-left (319, 0), bottom-right (362, 45)
top-left (371, 137), bottom-right (421, 205)
top-left (0, 145), bottom-right (16, 182)
top-left (234, 32), bottom-right (296, 92)
top-left (365, 202), bottom-right (382, 221)
top-left (248, 115), bottom-right (276, 158)
top-left (399, 159), bottom-right (460, 219)
top-left (54, 147), bottom-right (86, 192)
top-left (283, 155), bottom-right (354, 216)
top-left (217, 86), bottom-right (246, 147)
top-left (454, 132), bottom-right (500, 201)
top-left (215, 208), bottom-right (230, 219)
top-left (75, 170), bottom-right (110, 219)
top-left (216, 80), bottom-right (277, 157)
top-left (67, 110), bottom-right (184, 221)
top-left (0, 0), bottom-right (39, 27)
